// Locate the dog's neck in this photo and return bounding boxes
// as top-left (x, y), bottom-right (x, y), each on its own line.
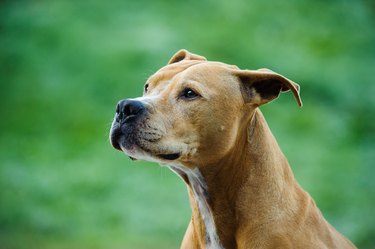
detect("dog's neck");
top-left (169, 166), bottom-right (225, 249)
top-left (171, 109), bottom-right (302, 249)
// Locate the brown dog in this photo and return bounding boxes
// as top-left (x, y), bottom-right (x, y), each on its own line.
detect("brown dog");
top-left (109, 50), bottom-right (356, 249)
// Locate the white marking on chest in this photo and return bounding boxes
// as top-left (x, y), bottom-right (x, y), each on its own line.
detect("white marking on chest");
top-left (169, 165), bottom-right (224, 249)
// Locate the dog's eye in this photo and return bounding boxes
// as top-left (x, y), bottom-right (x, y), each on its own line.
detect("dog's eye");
top-left (144, 83), bottom-right (149, 93)
top-left (181, 88), bottom-right (200, 100)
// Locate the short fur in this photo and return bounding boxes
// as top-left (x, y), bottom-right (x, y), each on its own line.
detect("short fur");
top-left (109, 49), bottom-right (356, 249)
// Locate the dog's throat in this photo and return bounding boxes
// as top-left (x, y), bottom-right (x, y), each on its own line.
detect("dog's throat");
top-left (169, 165), bottom-right (224, 249)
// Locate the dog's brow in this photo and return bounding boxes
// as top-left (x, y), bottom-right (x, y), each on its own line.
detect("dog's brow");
top-left (148, 61), bottom-right (207, 86)
top-left (147, 73), bottom-right (169, 86)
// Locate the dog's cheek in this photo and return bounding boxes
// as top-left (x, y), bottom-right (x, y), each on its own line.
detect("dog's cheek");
top-left (193, 112), bottom-right (240, 162)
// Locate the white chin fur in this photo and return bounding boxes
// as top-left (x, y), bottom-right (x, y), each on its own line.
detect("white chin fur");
top-left (119, 140), bottom-right (185, 164)
top-left (119, 143), bottom-right (161, 163)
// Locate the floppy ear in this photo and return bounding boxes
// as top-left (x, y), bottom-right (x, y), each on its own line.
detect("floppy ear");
top-left (234, 68), bottom-right (302, 107)
top-left (168, 49), bottom-right (207, 64)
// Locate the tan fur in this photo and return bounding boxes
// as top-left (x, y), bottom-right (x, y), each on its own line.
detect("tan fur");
top-left (113, 50), bottom-right (356, 248)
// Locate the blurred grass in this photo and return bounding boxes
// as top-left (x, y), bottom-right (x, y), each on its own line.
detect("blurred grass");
top-left (0, 0), bottom-right (374, 248)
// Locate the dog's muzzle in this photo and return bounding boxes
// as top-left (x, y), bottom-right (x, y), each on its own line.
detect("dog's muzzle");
top-left (110, 99), bottom-right (146, 151)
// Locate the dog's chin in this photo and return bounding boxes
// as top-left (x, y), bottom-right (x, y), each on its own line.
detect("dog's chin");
top-left (117, 138), bottom-right (182, 163)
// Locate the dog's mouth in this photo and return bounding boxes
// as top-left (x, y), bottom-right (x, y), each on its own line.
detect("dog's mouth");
top-left (110, 122), bottom-right (183, 162)
top-left (112, 132), bottom-right (182, 162)
top-left (157, 153), bottom-right (181, 161)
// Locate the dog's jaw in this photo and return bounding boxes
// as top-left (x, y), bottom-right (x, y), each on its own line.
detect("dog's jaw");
top-left (118, 141), bottom-right (161, 164)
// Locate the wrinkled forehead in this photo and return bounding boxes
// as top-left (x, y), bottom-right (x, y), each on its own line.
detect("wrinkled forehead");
top-left (147, 60), bottom-right (240, 91)
top-left (147, 60), bottom-right (204, 85)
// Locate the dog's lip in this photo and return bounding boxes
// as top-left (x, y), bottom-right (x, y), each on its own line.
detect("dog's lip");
top-left (110, 128), bottom-right (124, 151)
top-left (157, 153), bottom-right (181, 160)
top-left (111, 139), bottom-right (122, 151)
top-left (110, 126), bottom-right (181, 161)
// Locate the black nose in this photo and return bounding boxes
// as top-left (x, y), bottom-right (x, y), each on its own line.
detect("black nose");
top-left (116, 99), bottom-right (146, 122)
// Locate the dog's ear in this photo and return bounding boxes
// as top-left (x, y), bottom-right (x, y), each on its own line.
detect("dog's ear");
top-left (168, 49), bottom-right (207, 64)
top-left (234, 68), bottom-right (302, 107)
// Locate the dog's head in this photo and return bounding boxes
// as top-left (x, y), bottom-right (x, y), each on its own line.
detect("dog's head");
top-left (109, 50), bottom-right (302, 167)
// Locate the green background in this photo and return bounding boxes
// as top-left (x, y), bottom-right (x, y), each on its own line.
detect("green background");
top-left (1, 0), bottom-right (374, 248)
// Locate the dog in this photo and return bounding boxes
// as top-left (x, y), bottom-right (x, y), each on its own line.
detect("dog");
top-left (109, 50), bottom-right (356, 249)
